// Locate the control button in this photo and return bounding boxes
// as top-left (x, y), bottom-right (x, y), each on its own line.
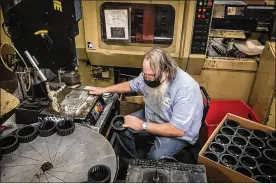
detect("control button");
top-left (203, 8), bottom-right (206, 12)
top-left (197, 14), bottom-right (201, 19)
top-left (201, 14), bottom-right (206, 19)
top-left (207, 1), bottom-right (212, 6)
top-left (198, 8), bottom-right (202, 12)
top-left (98, 106), bottom-right (103, 112)
top-left (199, 1), bottom-right (203, 5)
top-left (204, 2), bottom-right (207, 5)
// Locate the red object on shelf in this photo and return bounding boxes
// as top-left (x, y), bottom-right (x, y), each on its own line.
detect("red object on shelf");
top-left (207, 1), bottom-right (213, 6)
top-left (201, 100), bottom-right (260, 143)
top-left (203, 8), bottom-right (206, 12)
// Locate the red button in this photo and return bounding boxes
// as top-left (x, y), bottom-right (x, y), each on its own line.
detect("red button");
top-left (197, 14), bottom-right (201, 18)
top-left (198, 8), bottom-right (202, 12)
top-left (201, 14), bottom-right (206, 19)
top-left (207, 1), bottom-right (212, 6)
top-left (98, 106), bottom-right (103, 112)
top-left (203, 8), bottom-right (206, 12)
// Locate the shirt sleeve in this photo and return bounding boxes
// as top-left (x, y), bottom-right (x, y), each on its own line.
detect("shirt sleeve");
top-left (170, 87), bottom-right (197, 132)
top-left (128, 72), bottom-right (144, 93)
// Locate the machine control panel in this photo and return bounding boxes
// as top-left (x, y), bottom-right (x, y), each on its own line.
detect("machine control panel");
top-left (191, 0), bottom-right (214, 54)
top-left (90, 101), bottom-right (104, 121)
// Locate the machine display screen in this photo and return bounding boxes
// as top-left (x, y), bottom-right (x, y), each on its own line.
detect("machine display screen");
top-left (100, 2), bottom-right (175, 46)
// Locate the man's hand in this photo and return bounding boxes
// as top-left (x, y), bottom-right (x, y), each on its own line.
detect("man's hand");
top-left (84, 86), bottom-right (106, 95)
top-left (123, 115), bottom-right (143, 131)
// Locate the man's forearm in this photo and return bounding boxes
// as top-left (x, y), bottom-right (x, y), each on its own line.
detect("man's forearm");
top-left (103, 82), bottom-right (132, 93)
top-left (146, 122), bottom-right (184, 137)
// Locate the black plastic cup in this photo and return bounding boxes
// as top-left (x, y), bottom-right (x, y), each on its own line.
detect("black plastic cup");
top-left (267, 139), bottom-right (276, 150)
top-left (257, 163), bottom-right (276, 179)
top-left (88, 165), bottom-right (111, 183)
top-left (203, 151), bottom-right (219, 163)
top-left (254, 175), bottom-right (273, 183)
top-left (220, 127), bottom-right (236, 136)
top-left (236, 128), bottom-right (251, 139)
top-left (231, 136), bottom-right (248, 147)
top-left (239, 155), bottom-right (258, 170)
top-left (215, 134), bottom-right (231, 146)
top-left (269, 131), bottom-right (276, 140)
top-left (235, 166), bottom-right (253, 178)
top-left (263, 149), bottom-right (276, 165)
top-left (226, 144), bottom-right (243, 157)
top-left (219, 154), bottom-right (239, 170)
top-left (252, 129), bottom-right (269, 140)
top-left (208, 142), bottom-right (225, 155)
top-left (248, 137), bottom-right (266, 150)
top-left (243, 146), bottom-right (262, 160)
top-left (224, 119), bottom-right (239, 129)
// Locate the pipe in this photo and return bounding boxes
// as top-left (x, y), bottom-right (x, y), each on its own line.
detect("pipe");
top-left (239, 155), bottom-right (258, 170)
top-left (266, 139), bottom-right (276, 150)
top-left (257, 163), bottom-right (276, 179)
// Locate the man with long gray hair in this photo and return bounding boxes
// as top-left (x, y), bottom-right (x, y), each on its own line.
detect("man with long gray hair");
top-left (85, 47), bottom-right (203, 160)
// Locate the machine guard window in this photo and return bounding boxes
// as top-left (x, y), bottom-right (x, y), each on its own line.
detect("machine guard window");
top-left (100, 2), bottom-right (175, 46)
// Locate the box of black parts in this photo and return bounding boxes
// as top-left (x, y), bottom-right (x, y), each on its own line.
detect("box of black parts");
top-left (198, 113), bottom-right (276, 183)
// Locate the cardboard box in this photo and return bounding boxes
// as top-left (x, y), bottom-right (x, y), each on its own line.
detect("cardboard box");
top-left (198, 113), bottom-right (276, 183)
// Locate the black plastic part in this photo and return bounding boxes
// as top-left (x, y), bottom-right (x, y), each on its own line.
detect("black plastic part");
top-left (215, 134), bottom-right (231, 146)
top-left (252, 129), bottom-right (269, 140)
top-left (220, 154), bottom-right (239, 169)
top-left (239, 155), bottom-right (258, 170)
top-left (38, 120), bottom-right (57, 137)
top-left (224, 120), bottom-right (239, 129)
top-left (231, 136), bottom-right (248, 147)
top-left (269, 131), bottom-right (276, 140)
top-left (235, 166), bottom-right (253, 178)
top-left (17, 125), bottom-right (38, 143)
top-left (263, 149), bottom-right (276, 164)
top-left (0, 135), bottom-right (19, 154)
top-left (203, 151), bottom-right (219, 163)
top-left (0, 149), bottom-right (2, 161)
top-left (209, 142), bottom-right (225, 155)
top-left (248, 137), bottom-right (266, 149)
top-left (244, 146), bottom-right (262, 159)
top-left (88, 165), bottom-right (111, 183)
top-left (267, 139), bottom-right (276, 150)
top-left (220, 127), bottom-right (235, 136)
top-left (227, 144), bottom-right (243, 157)
top-left (254, 175), bottom-right (273, 183)
top-left (56, 120), bottom-right (75, 136)
top-left (236, 128), bottom-right (252, 139)
top-left (258, 163), bottom-right (276, 179)
top-left (111, 115), bottom-right (126, 132)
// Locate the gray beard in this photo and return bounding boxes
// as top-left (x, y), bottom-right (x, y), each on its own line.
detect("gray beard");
top-left (145, 80), bottom-right (169, 111)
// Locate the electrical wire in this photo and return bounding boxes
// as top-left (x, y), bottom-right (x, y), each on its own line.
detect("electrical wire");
top-left (0, 42), bottom-right (32, 91)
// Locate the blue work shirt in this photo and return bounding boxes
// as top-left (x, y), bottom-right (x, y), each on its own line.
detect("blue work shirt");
top-left (129, 67), bottom-right (204, 144)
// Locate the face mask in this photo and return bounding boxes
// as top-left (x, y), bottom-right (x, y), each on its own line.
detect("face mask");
top-left (144, 76), bottom-right (164, 88)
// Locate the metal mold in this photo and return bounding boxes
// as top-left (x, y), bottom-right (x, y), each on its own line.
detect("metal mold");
top-left (220, 154), bottom-right (238, 169)
top-left (252, 130), bottom-right (269, 140)
top-left (235, 166), bottom-right (253, 178)
top-left (224, 120), bottom-right (239, 129)
top-left (209, 142), bottom-right (225, 155)
top-left (258, 163), bottom-right (276, 179)
top-left (220, 127), bottom-right (235, 136)
top-left (267, 139), bottom-right (276, 150)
